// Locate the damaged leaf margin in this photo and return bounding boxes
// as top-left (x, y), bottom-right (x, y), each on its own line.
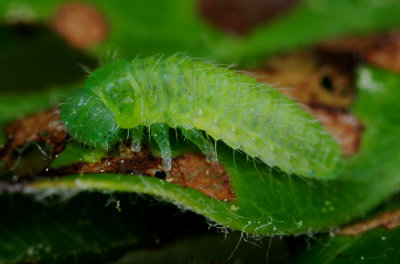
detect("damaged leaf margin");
top-left (290, 208), bottom-right (400, 263)
top-left (45, 145), bottom-right (236, 202)
top-left (1, 66), bottom-right (400, 235)
top-left (338, 209), bottom-right (400, 236)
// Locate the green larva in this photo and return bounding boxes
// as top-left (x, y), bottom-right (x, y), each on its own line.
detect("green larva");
top-left (61, 55), bottom-right (342, 179)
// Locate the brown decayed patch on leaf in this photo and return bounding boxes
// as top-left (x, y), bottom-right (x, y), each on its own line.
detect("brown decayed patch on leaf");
top-left (1, 108), bottom-right (234, 201)
top-left (0, 108), bottom-right (67, 166)
top-left (317, 35), bottom-right (380, 54)
top-left (44, 146), bottom-right (235, 202)
top-left (168, 153), bottom-right (234, 201)
top-left (338, 209), bottom-right (400, 236)
top-left (51, 2), bottom-right (108, 49)
top-left (44, 147), bottom-right (163, 177)
top-left (251, 51), bottom-right (356, 108)
top-left (198, 0), bottom-right (301, 35)
top-left (317, 32), bottom-right (400, 73)
top-left (306, 105), bottom-right (363, 156)
top-left (365, 33), bottom-right (400, 73)
top-left (249, 50), bottom-right (364, 156)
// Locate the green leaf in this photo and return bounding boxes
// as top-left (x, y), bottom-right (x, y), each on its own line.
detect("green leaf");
top-left (49, 142), bottom-right (107, 168)
top-left (0, 23), bottom-right (95, 145)
top-left (0, 89), bottom-right (68, 127)
top-left (116, 233), bottom-right (288, 264)
top-left (0, 88), bottom-right (68, 148)
top-left (0, 192), bottom-right (211, 263)
top-left (1, 0), bottom-right (400, 63)
top-left (20, 66), bottom-right (400, 236)
top-left (288, 193), bottom-right (400, 263)
top-left (220, 0), bottom-right (400, 62)
top-left (289, 226), bottom-right (400, 263)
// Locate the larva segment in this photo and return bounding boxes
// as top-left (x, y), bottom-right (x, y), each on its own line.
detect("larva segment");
top-left (61, 55), bottom-right (343, 179)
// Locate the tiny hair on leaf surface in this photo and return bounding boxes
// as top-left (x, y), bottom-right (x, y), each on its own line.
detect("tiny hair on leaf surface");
top-left (0, 192), bottom-right (221, 263)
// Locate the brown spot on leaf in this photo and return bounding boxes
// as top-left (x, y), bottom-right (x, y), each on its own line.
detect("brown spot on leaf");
top-left (168, 153), bottom-right (235, 201)
top-left (198, 0), bottom-right (301, 35)
top-left (317, 35), bottom-right (380, 55)
top-left (365, 33), bottom-right (400, 73)
top-left (51, 2), bottom-right (109, 49)
top-left (2, 109), bottom-right (234, 201)
top-left (45, 146), bottom-right (163, 177)
top-left (44, 146), bottom-right (235, 202)
top-left (318, 31), bottom-right (400, 73)
top-left (251, 51), bottom-right (356, 108)
top-left (0, 108), bottom-right (67, 167)
top-left (338, 209), bottom-right (400, 236)
top-left (306, 105), bottom-right (363, 156)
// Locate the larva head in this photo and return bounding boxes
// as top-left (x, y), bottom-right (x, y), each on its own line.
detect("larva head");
top-left (60, 89), bottom-right (121, 149)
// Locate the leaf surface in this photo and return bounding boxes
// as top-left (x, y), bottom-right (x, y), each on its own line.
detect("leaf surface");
top-left (1, 0), bottom-right (400, 63)
top-left (13, 66), bottom-right (398, 235)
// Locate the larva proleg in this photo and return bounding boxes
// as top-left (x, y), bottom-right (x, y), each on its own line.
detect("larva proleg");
top-left (129, 126), bottom-right (144, 152)
top-left (150, 123), bottom-right (172, 170)
top-left (61, 55), bottom-right (343, 179)
top-left (180, 127), bottom-right (218, 163)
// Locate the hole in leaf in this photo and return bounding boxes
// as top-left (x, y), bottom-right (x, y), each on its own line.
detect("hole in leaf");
top-left (155, 170), bottom-right (167, 180)
top-left (321, 75), bottom-right (334, 92)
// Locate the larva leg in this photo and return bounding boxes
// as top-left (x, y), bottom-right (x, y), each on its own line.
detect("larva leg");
top-left (179, 127), bottom-right (218, 163)
top-left (150, 123), bottom-right (172, 170)
top-left (129, 126), bottom-right (144, 152)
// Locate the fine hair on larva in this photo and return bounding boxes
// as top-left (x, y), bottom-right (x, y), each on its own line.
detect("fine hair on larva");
top-left (60, 55), bottom-right (342, 179)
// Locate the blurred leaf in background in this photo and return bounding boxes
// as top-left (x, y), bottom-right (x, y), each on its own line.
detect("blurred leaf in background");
top-left (0, 0), bottom-right (400, 263)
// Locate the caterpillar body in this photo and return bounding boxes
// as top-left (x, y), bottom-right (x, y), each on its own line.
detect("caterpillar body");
top-left (61, 55), bottom-right (342, 179)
